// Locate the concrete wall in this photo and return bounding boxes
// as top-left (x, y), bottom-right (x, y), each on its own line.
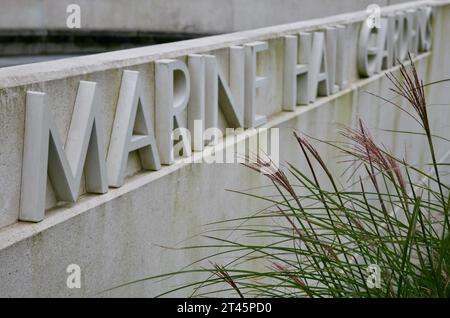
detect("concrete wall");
top-left (0, 0), bottom-right (449, 297)
top-left (0, 0), bottom-right (423, 33)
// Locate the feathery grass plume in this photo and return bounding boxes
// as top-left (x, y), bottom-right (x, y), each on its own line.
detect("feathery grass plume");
top-left (212, 263), bottom-right (244, 298)
top-left (340, 119), bottom-right (407, 193)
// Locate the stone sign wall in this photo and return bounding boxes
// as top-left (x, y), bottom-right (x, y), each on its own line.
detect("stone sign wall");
top-left (0, 0), bottom-right (449, 297)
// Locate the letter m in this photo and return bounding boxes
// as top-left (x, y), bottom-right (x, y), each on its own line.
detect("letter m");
top-left (19, 81), bottom-right (108, 222)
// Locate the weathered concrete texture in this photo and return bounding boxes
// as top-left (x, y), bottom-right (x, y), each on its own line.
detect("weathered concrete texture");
top-left (0, 1), bottom-right (449, 297)
top-left (0, 0), bottom-right (423, 33)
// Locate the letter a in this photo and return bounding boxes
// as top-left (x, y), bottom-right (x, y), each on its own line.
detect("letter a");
top-left (107, 70), bottom-right (161, 187)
